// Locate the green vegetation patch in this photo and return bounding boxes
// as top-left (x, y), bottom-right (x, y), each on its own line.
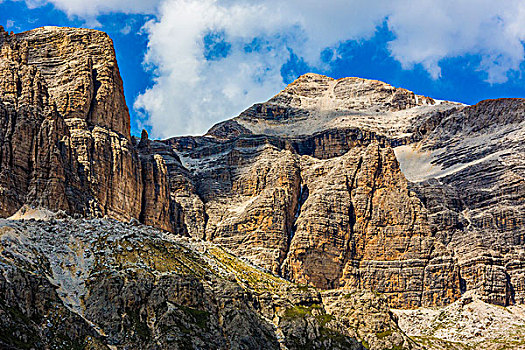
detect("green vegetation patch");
top-left (283, 304), bottom-right (323, 319)
top-left (376, 329), bottom-right (393, 339)
top-left (179, 305), bottom-right (210, 329)
top-left (208, 246), bottom-right (289, 293)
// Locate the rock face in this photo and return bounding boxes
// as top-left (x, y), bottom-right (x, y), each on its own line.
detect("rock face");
top-left (0, 26), bottom-right (139, 220)
top-left (170, 133), bottom-right (461, 308)
top-left (0, 28), bottom-right (71, 217)
top-left (399, 98), bottom-right (525, 307)
top-left (281, 144), bottom-right (456, 309)
top-left (0, 25), bottom-right (524, 340)
top-left (171, 73), bottom-right (524, 310)
top-left (0, 26), bottom-right (180, 229)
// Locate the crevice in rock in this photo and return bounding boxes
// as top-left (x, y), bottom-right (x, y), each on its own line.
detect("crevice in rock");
top-left (138, 157), bottom-right (148, 225)
top-left (288, 183), bottom-right (308, 247)
top-left (339, 156), bottom-right (362, 287)
top-left (345, 157), bottom-right (362, 258)
top-left (172, 201), bottom-right (190, 237)
top-left (202, 210), bottom-right (210, 240)
top-left (86, 67), bottom-right (99, 126)
top-left (459, 269), bottom-right (467, 294)
top-left (15, 76), bottom-right (22, 98)
top-left (506, 271), bottom-right (515, 306)
top-left (367, 147), bottom-right (382, 222)
top-left (279, 173), bottom-right (309, 278)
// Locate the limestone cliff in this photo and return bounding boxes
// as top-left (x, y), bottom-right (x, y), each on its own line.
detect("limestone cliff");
top-left (0, 26), bottom-right (178, 229)
top-left (173, 73), bottom-right (524, 310)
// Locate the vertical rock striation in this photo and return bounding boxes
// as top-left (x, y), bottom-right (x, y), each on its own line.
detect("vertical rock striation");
top-left (0, 27), bottom-right (71, 216)
top-left (0, 26), bottom-right (175, 229)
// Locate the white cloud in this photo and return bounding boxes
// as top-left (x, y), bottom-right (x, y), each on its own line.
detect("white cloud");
top-left (22, 0), bottom-right (525, 137)
top-left (134, 0), bottom-right (394, 137)
top-left (134, 0), bottom-right (300, 137)
top-left (387, 0), bottom-right (525, 83)
top-left (33, 0), bottom-right (158, 16)
top-left (25, 0), bottom-right (159, 24)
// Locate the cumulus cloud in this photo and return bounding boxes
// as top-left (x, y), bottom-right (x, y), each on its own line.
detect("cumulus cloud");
top-left (22, 0), bottom-right (525, 137)
top-left (387, 0), bottom-right (525, 83)
top-left (134, 0), bottom-right (393, 137)
top-left (134, 0), bottom-right (302, 137)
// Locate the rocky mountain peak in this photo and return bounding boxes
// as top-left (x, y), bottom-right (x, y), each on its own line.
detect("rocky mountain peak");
top-left (8, 26), bottom-right (130, 137)
top-left (212, 72), bottom-right (461, 140)
top-left (279, 72), bottom-right (433, 109)
top-left (0, 26), bottom-right (143, 221)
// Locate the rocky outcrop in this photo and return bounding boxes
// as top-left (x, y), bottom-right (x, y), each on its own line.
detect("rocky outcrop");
top-left (0, 257), bottom-right (109, 349)
top-left (136, 129), bottom-right (178, 232)
top-left (281, 144), bottom-right (461, 308)
top-left (171, 135), bottom-right (300, 274)
top-left (0, 26), bottom-right (142, 221)
top-left (0, 216), bottom-right (415, 350)
top-left (228, 73), bottom-right (444, 139)
top-left (15, 26), bottom-right (131, 136)
top-left (140, 133), bottom-right (207, 238)
top-left (17, 26), bottom-right (144, 221)
top-left (171, 133), bottom-right (462, 308)
top-left (0, 26), bottom-right (181, 230)
top-left (395, 97), bottom-right (525, 306)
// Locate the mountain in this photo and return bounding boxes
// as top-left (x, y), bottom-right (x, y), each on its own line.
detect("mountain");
top-left (172, 73), bottom-right (524, 309)
top-left (0, 26), bottom-right (524, 349)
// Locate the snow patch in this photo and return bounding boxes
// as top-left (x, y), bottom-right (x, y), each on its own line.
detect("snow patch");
top-left (394, 145), bottom-right (506, 182)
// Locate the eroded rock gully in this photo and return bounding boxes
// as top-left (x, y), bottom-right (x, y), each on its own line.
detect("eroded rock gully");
top-left (0, 26), bottom-right (524, 346)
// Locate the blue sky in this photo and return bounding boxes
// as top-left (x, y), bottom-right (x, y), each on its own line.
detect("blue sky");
top-left (2, 1), bottom-right (525, 138)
